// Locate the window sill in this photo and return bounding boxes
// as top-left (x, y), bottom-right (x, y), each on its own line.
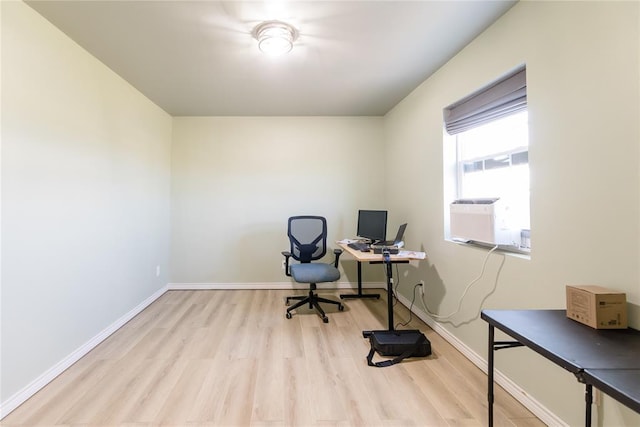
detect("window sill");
top-left (447, 238), bottom-right (531, 259)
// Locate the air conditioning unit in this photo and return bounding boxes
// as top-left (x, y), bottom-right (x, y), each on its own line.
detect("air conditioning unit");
top-left (449, 198), bottom-right (520, 247)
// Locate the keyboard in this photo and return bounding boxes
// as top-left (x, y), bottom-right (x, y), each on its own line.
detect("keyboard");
top-left (348, 242), bottom-right (370, 252)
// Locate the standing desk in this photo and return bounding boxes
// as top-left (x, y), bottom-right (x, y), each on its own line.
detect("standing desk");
top-left (481, 309), bottom-right (640, 427)
top-left (337, 242), bottom-right (424, 333)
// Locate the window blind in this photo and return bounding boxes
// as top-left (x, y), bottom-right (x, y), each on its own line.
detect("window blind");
top-left (443, 66), bottom-right (526, 135)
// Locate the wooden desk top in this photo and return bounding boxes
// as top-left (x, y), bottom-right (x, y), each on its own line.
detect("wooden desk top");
top-left (337, 242), bottom-right (426, 263)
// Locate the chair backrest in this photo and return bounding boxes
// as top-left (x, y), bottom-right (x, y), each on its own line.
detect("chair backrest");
top-left (287, 216), bottom-right (328, 263)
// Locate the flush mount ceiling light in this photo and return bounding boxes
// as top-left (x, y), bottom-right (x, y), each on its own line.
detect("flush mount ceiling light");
top-left (252, 20), bottom-right (298, 56)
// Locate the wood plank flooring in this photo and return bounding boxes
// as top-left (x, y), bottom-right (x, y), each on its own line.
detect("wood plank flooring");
top-left (1, 290), bottom-right (545, 426)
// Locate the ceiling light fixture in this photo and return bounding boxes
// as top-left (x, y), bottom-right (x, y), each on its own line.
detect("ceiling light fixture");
top-left (252, 20), bottom-right (298, 56)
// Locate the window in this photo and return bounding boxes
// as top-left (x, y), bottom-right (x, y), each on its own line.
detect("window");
top-left (457, 111), bottom-right (529, 231)
top-left (444, 66), bottom-right (530, 251)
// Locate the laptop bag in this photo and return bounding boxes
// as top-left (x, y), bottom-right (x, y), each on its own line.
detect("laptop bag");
top-left (366, 329), bottom-right (431, 367)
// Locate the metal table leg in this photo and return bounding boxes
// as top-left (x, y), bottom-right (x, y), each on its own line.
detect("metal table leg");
top-left (585, 384), bottom-right (593, 427)
top-left (488, 324), bottom-right (495, 427)
top-left (340, 261), bottom-right (380, 299)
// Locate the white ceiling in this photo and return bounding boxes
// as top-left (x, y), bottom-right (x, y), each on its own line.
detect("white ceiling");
top-left (26, 1), bottom-right (516, 117)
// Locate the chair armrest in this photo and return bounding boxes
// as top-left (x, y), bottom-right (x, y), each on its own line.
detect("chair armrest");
top-left (281, 251), bottom-right (292, 277)
top-left (332, 248), bottom-right (343, 268)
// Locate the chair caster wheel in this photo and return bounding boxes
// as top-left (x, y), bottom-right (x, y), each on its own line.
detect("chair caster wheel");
top-left (322, 316), bottom-right (329, 323)
top-left (286, 312), bottom-right (292, 319)
top-left (338, 304), bottom-right (344, 311)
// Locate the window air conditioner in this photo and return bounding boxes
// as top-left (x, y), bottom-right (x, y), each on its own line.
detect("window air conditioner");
top-left (449, 198), bottom-right (520, 247)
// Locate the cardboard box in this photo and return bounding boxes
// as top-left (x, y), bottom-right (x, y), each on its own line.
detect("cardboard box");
top-left (566, 285), bottom-right (627, 329)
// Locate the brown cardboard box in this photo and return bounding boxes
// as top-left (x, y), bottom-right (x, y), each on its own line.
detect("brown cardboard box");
top-left (566, 285), bottom-right (627, 329)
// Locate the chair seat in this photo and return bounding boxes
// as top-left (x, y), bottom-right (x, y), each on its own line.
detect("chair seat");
top-left (290, 263), bottom-right (340, 284)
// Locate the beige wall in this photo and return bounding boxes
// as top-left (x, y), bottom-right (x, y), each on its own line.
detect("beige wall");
top-left (384, 1), bottom-right (640, 425)
top-left (1, 1), bottom-right (172, 404)
top-left (3, 0), bottom-right (640, 425)
top-left (170, 117), bottom-right (386, 285)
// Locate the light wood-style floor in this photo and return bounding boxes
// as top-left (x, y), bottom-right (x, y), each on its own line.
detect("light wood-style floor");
top-left (2, 290), bottom-right (544, 426)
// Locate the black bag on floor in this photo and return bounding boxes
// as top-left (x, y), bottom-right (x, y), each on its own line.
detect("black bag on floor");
top-left (366, 329), bottom-right (431, 367)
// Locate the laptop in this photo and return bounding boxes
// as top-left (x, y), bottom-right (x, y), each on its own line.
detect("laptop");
top-left (374, 223), bottom-right (407, 247)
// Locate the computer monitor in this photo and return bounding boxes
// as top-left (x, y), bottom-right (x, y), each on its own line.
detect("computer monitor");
top-left (356, 210), bottom-right (387, 243)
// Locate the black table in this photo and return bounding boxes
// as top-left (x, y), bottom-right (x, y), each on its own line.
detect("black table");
top-left (581, 369), bottom-right (640, 415)
top-left (481, 309), bottom-right (640, 426)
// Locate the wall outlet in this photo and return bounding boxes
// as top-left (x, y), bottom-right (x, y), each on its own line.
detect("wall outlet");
top-left (281, 260), bottom-right (286, 270)
top-left (418, 280), bottom-right (425, 295)
top-left (156, 265), bottom-right (160, 277)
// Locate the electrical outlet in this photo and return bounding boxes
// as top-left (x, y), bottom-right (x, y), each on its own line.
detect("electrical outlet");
top-left (156, 265), bottom-right (160, 277)
top-left (281, 260), bottom-right (286, 270)
top-left (418, 280), bottom-right (425, 296)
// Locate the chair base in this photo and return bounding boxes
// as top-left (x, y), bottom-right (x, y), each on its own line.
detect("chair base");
top-left (285, 285), bottom-right (344, 323)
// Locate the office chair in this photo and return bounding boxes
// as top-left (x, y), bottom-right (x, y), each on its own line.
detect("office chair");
top-left (282, 215), bottom-right (344, 323)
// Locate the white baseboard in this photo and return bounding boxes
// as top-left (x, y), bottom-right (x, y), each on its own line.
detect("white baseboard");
top-left (168, 281), bottom-right (385, 291)
top-left (0, 282), bottom-right (378, 418)
top-left (2, 284), bottom-right (563, 426)
top-left (0, 285), bottom-right (169, 420)
top-left (394, 292), bottom-right (567, 427)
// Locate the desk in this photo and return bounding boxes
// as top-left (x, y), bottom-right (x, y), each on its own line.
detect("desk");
top-left (481, 309), bottom-right (640, 426)
top-left (338, 242), bottom-right (423, 332)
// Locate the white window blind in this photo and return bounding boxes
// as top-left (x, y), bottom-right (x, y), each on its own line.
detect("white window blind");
top-left (444, 66), bottom-right (526, 135)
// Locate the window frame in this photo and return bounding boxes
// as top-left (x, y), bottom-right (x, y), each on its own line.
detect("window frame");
top-left (443, 66), bottom-right (530, 255)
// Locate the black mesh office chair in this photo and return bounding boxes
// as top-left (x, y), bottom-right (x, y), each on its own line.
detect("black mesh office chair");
top-left (282, 216), bottom-right (344, 323)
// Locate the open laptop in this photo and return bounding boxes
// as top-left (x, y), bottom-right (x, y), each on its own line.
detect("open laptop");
top-left (374, 223), bottom-right (407, 247)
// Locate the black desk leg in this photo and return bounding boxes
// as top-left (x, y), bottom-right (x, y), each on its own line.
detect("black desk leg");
top-left (362, 258), bottom-right (395, 338)
top-left (340, 261), bottom-right (381, 300)
top-left (585, 384), bottom-right (592, 427)
top-left (385, 258), bottom-right (394, 331)
top-left (488, 324), bottom-right (495, 427)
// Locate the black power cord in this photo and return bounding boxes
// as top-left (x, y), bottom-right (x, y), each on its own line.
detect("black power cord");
top-left (395, 283), bottom-right (421, 329)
